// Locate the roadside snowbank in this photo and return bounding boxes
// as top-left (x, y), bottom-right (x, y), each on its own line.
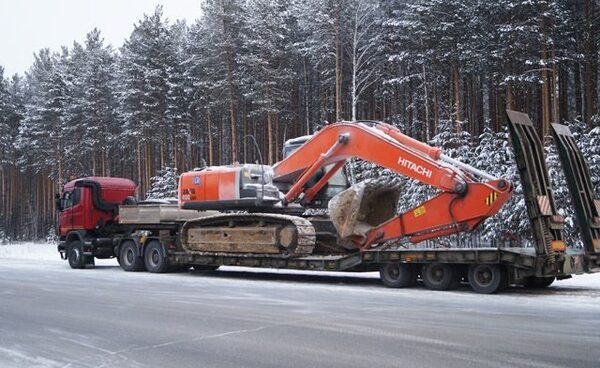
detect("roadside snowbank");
top-left (0, 242), bottom-right (118, 266)
top-left (0, 242), bottom-right (61, 261)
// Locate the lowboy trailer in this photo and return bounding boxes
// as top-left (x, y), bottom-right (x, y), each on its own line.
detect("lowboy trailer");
top-left (57, 111), bottom-right (600, 293)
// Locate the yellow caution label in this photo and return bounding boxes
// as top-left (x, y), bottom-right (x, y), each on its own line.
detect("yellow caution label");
top-left (485, 191), bottom-right (499, 206)
top-left (413, 206), bottom-right (426, 217)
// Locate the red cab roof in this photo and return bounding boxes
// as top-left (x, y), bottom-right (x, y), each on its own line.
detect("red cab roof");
top-left (64, 177), bottom-right (137, 191)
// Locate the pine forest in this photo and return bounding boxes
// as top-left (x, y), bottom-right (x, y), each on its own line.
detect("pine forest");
top-left (0, 0), bottom-right (599, 242)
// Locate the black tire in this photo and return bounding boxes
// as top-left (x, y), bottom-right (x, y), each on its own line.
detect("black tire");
top-left (119, 241), bottom-right (145, 272)
top-left (525, 276), bottom-right (555, 289)
top-left (422, 263), bottom-right (460, 290)
top-left (379, 263), bottom-right (416, 288)
top-left (144, 240), bottom-right (170, 273)
top-left (468, 264), bottom-right (506, 294)
top-left (67, 241), bottom-right (85, 269)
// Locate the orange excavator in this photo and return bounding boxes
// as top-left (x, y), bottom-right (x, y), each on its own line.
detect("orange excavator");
top-left (178, 120), bottom-right (512, 255)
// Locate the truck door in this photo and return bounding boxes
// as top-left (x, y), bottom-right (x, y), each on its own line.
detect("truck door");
top-left (59, 188), bottom-right (82, 232)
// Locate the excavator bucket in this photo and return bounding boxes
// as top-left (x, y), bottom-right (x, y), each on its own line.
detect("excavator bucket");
top-left (506, 110), bottom-right (565, 271)
top-left (550, 123), bottom-right (600, 255)
top-left (328, 177), bottom-right (401, 247)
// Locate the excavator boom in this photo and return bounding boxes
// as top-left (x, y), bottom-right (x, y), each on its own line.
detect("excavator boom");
top-left (273, 122), bottom-right (470, 196)
top-left (273, 121), bottom-right (512, 249)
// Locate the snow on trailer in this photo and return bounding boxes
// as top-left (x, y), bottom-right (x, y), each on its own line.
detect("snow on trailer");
top-left (55, 112), bottom-right (600, 294)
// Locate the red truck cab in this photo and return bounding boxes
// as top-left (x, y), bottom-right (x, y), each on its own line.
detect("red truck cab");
top-left (57, 177), bottom-right (136, 267)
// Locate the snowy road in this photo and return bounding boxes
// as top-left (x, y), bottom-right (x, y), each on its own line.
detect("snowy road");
top-left (1, 243), bottom-right (600, 368)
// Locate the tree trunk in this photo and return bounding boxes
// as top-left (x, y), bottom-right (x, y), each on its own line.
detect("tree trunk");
top-left (422, 64), bottom-right (430, 141)
top-left (452, 61), bottom-right (461, 122)
top-left (267, 111), bottom-right (274, 165)
top-left (574, 63), bottom-right (583, 118)
top-left (207, 110), bottom-right (214, 166)
top-left (583, 0), bottom-right (598, 125)
top-left (222, 8), bottom-right (238, 163)
top-left (539, 6), bottom-right (551, 137)
top-left (558, 64), bottom-right (569, 123)
top-left (225, 54), bottom-right (237, 163)
top-left (333, 2), bottom-right (342, 121)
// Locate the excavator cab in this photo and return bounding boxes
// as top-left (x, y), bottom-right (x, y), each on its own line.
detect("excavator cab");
top-left (280, 135), bottom-right (350, 207)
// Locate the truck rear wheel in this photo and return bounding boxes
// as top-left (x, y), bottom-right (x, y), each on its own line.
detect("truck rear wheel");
top-left (144, 241), bottom-right (170, 273)
top-left (422, 263), bottom-right (460, 290)
top-left (468, 264), bottom-right (506, 294)
top-left (119, 241), bottom-right (145, 272)
top-left (379, 263), bottom-right (416, 288)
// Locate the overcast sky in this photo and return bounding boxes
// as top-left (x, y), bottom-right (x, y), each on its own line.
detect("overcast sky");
top-left (0, 0), bottom-right (202, 77)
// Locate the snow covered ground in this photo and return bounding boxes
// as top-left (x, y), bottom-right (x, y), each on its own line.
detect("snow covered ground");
top-left (1, 242), bottom-right (600, 368)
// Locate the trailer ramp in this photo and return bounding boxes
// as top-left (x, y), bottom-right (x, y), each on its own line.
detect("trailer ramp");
top-left (551, 123), bottom-right (600, 268)
top-left (506, 110), bottom-right (565, 273)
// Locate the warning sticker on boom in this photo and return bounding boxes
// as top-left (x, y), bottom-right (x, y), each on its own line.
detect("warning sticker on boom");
top-left (485, 191), bottom-right (499, 206)
top-left (413, 206), bottom-right (426, 217)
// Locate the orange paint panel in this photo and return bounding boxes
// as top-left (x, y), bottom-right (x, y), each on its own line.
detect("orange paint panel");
top-left (218, 171), bottom-right (238, 200)
top-left (179, 167), bottom-right (241, 205)
top-left (204, 172), bottom-right (220, 200)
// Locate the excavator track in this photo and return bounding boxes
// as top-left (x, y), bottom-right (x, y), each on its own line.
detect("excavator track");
top-left (180, 213), bottom-right (316, 256)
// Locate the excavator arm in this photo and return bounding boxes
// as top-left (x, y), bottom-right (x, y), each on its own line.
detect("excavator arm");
top-left (274, 122), bottom-right (470, 196)
top-left (273, 121), bottom-right (512, 250)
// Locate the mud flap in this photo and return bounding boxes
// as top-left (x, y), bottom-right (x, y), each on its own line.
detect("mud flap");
top-left (551, 123), bottom-right (600, 257)
top-left (328, 178), bottom-right (401, 248)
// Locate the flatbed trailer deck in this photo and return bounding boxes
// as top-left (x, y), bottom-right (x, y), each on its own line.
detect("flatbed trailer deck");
top-left (165, 246), bottom-right (542, 272)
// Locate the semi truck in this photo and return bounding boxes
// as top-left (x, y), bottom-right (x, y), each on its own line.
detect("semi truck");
top-left (56, 111), bottom-right (600, 293)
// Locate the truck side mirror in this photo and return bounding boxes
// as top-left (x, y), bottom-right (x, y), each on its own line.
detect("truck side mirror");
top-left (55, 193), bottom-right (63, 211)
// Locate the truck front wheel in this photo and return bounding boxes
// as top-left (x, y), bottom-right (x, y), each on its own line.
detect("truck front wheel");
top-left (67, 240), bottom-right (93, 269)
top-left (67, 241), bottom-right (85, 269)
top-left (144, 241), bottom-right (170, 273)
top-left (119, 241), bottom-right (145, 272)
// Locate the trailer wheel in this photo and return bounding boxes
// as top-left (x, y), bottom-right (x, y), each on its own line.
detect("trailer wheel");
top-left (468, 264), bottom-right (506, 294)
top-left (144, 241), bottom-right (170, 273)
top-left (379, 263), bottom-right (416, 288)
top-left (119, 241), bottom-right (145, 272)
top-left (525, 276), bottom-right (555, 289)
top-left (67, 241), bottom-right (85, 269)
top-left (422, 263), bottom-right (460, 290)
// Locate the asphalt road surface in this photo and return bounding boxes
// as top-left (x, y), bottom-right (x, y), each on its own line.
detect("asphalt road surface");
top-left (1, 255), bottom-right (599, 368)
